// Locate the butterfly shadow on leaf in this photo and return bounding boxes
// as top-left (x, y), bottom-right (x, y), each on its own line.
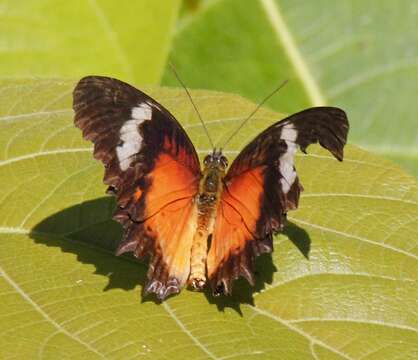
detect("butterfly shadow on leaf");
top-left (29, 196), bottom-right (153, 300)
top-left (205, 220), bottom-right (311, 314)
top-left (29, 196), bottom-right (311, 310)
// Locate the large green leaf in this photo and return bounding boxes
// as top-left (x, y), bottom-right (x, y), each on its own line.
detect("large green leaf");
top-left (0, 80), bottom-right (417, 359)
top-left (163, 0), bottom-right (418, 176)
top-left (0, 0), bottom-right (181, 84)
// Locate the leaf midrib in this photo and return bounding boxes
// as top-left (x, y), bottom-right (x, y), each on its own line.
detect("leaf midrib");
top-left (259, 0), bottom-right (325, 106)
top-left (174, 0), bottom-right (325, 107)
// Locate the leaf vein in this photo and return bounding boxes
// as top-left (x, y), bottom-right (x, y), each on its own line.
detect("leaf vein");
top-left (288, 318), bottom-right (417, 333)
top-left (302, 193), bottom-right (417, 205)
top-left (328, 59), bottom-right (418, 98)
top-left (250, 306), bottom-right (354, 360)
top-left (0, 265), bottom-right (106, 359)
top-left (289, 217), bottom-right (417, 260)
top-left (0, 109), bottom-right (71, 122)
top-left (254, 272), bottom-right (413, 298)
top-left (163, 302), bottom-right (219, 360)
top-left (0, 148), bottom-right (92, 167)
top-left (19, 163), bottom-right (95, 227)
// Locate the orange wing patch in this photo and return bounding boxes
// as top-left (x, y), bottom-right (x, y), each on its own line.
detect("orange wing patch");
top-left (114, 134), bottom-right (201, 223)
top-left (115, 141), bottom-right (200, 299)
top-left (144, 152), bottom-right (199, 219)
top-left (222, 166), bottom-right (265, 231)
top-left (142, 197), bottom-right (197, 298)
top-left (207, 167), bottom-right (268, 294)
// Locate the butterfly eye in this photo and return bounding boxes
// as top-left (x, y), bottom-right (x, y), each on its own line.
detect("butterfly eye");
top-left (220, 156), bottom-right (228, 169)
top-left (203, 155), bottom-right (211, 166)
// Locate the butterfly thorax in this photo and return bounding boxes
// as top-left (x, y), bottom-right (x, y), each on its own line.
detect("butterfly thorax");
top-left (189, 152), bottom-right (228, 290)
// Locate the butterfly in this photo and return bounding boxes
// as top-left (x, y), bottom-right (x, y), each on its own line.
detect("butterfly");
top-left (73, 76), bottom-right (349, 300)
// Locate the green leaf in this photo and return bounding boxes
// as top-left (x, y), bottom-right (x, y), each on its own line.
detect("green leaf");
top-left (0, 0), bottom-right (181, 84)
top-left (1, 80), bottom-right (417, 359)
top-left (163, 0), bottom-right (418, 176)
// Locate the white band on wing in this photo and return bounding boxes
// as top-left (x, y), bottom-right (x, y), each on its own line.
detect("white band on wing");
top-left (279, 123), bottom-right (298, 194)
top-left (116, 102), bottom-right (152, 171)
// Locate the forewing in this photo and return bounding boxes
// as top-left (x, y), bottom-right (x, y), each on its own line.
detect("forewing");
top-left (73, 76), bottom-right (201, 299)
top-left (73, 76), bottom-right (200, 192)
top-left (208, 107), bottom-right (349, 294)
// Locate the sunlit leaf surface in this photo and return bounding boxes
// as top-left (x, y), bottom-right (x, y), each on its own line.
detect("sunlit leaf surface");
top-left (0, 80), bottom-right (416, 359)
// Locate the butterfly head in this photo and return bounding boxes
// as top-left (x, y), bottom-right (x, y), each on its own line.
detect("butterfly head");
top-left (203, 149), bottom-right (228, 171)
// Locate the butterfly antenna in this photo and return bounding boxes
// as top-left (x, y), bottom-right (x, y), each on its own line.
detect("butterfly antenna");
top-left (169, 62), bottom-right (215, 149)
top-left (220, 79), bottom-right (289, 150)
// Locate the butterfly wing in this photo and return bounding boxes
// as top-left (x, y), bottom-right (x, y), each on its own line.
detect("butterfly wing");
top-left (207, 107), bottom-right (349, 294)
top-left (73, 76), bottom-right (201, 299)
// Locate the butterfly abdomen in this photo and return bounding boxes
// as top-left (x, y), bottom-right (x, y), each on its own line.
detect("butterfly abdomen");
top-left (189, 166), bottom-right (225, 290)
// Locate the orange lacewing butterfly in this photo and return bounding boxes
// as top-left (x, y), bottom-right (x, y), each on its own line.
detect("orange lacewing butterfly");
top-left (73, 76), bottom-right (349, 300)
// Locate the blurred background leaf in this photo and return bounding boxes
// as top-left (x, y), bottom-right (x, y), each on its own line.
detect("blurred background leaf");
top-left (0, 0), bottom-right (181, 83)
top-left (163, 0), bottom-right (418, 176)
